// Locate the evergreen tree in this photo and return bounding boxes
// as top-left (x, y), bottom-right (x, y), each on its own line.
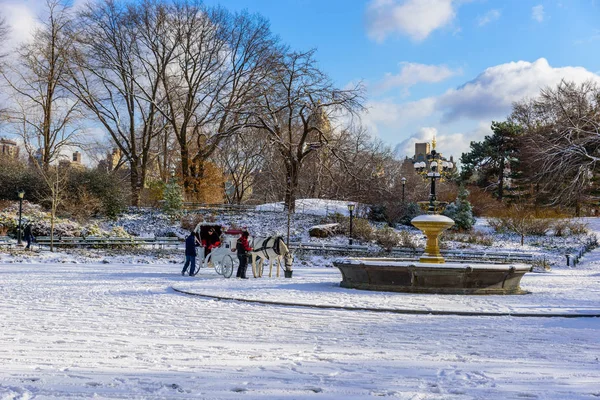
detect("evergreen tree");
top-left (162, 181), bottom-right (184, 218)
top-left (460, 121), bottom-right (523, 201)
top-left (443, 185), bottom-right (475, 231)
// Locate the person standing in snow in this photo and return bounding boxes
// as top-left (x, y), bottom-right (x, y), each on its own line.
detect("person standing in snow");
top-left (235, 230), bottom-right (253, 279)
top-left (181, 230), bottom-right (200, 276)
top-left (23, 223), bottom-right (35, 250)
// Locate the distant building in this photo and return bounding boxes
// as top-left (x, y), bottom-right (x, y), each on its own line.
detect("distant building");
top-left (411, 137), bottom-right (456, 171)
top-left (28, 147), bottom-right (44, 168)
top-left (60, 151), bottom-right (85, 169)
top-left (0, 138), bottom-right (20, 159)
top-left (98, 148), bottom-right (121, 171)
top-left (414, 142), bottom-right (430, 163)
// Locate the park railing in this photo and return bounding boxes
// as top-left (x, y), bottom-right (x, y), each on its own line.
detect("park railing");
top-left (287, 242), bottom-right (539, 264)
top-left (35, 236), bottom-right (181, 249)
top-left (565, 235), bottom-right (598, 267)
top-left (0, 236), bottom-right (15, 248)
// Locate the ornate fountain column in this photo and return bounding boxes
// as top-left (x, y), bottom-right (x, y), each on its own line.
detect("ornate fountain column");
top-left (411, 214), bottom-right (454, 263)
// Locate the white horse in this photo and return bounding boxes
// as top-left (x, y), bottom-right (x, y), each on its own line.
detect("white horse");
top-left (249, 236), bottom-right (293, 278)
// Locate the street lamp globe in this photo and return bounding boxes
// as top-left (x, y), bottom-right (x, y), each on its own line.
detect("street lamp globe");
top-left (18, 190), bottom-right (25, 199)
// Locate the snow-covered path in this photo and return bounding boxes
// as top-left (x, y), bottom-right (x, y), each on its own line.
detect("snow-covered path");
top-left (1, 259), bottom-right (599, 399)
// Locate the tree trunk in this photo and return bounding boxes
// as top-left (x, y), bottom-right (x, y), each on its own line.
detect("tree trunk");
top-left (498, 158), bottom-right (504, 201)
top-left (180, 145), bottom-right (191, 199)
top-left (284, 161), bottom-right (299, 213)
top-left (130, 162), bottom-right (141, 207)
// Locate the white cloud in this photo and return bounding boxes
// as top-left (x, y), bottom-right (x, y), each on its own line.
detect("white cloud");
top-left (361, 97), bottom-right (437, 135)
top-left (476, 9), bottom-right (501, 26)
top-left (436, 58), bottom-right (600, 121)
top-left (532, 5), bottom-right (545, 23)
top-left (365, 0), bottom-right (457, 42)
top-left (377, 62), bottom-right (461, 93)
top-left (393, 123), bottom-right (491, 160)
top-left (366, 58), bottom-right (600, 158)
top-left (0, 1), bottom-right (41, 49)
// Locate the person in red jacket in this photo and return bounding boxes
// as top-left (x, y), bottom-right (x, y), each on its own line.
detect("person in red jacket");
top-left (235, 230), bottom-right (253, 279)
top-left (204, 228), bottom-right (221, 255)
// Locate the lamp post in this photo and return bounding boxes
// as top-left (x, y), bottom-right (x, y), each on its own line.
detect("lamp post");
top-left (414, 150), bottom-right (453, 214)
top-left (17, 190), bottom-right (24, 245)
top-left (401, 177), bottom-right (406, 203)
top-left (347, 203), bottom-right (355, 245)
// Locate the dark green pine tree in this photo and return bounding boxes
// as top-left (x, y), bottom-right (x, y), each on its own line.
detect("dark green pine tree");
top-left (443, 185), bottom-right (475, 231)
top-left (460, 121), bottom-right (523, 201)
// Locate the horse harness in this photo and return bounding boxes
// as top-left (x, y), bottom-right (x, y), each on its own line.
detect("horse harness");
top-left (253, 236), bottom-right (283, 261)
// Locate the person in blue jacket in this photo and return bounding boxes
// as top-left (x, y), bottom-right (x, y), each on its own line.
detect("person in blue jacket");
top-left (181, 231), bottom-right (200, 276)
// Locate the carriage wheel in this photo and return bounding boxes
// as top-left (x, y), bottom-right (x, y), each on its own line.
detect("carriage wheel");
top-left (222, 255), bottom-right (234, 278)
top-left (214, 261), bottom-right (223, 275)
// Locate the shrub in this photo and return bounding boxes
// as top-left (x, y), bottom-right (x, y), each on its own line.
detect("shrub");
top-left (142, 180), bottom-right (166, 207)
top-left (352, 218), bottom-right (374, 242)
top-left (64, 169), bottom-right (128, 219)
top-left (0, 158), bottom-right (47, 202)
top-left (110, 226), bottom-right (131, 238)
top-left (81, 223), bottom-right (104, 237)
top-left (466, 186), bottom-right (504, 217)
top-left (565, 220), bottom-right (589, 235)
top-left (62, 189), bottom-right (104, 221)
top-left (488, 206), bottom-right (553, 245)
top-left (398, 230), bottom-right (417, 248)
top-left (398, 202), bottom-right (422, 226)
top-left (369, 204), bottom-right (387, 222)
top-left (375, 226), bottom-right (399, 251)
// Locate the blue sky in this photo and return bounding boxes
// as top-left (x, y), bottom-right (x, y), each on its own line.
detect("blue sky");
top-left (203, 0), bottom-right (600, 160)
top-left (3, 0), bottom-right (600, 160)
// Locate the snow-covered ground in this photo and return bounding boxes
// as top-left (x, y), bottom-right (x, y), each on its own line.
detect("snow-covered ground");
top-left (1, 212), bottom-right (599, 399)
top-left (256, 198), bottom-right (368, 217)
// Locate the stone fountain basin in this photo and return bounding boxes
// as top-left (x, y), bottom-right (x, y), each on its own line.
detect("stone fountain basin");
top-left (333, 258), bottom-right (533, 295)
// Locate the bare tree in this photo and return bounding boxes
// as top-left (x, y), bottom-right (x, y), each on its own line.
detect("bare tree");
top-left (247, 50), bottom-right (364, 212)
top-left (513, 80), bottom-right (600, 215)
top-left (213, 128), bottom-right (268, 204)
top-left (2, 0), bottom-right (80, 171)
top-left (155, 4), bottom-right (278, 200)
top-left (0, 14), bottom-right (9, 70)
top-left (65, 0), bottom-right (167, 206)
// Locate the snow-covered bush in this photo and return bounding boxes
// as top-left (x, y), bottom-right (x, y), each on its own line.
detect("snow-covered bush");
top-left (0, 202), bottom-right (82, 237)
top-left (563, 219), bottom-right (589, 235)
top-left (110, 226), bottom-right (131, 238)
top-left (398, 230), bottom-right (417, 248)
top-left (375, 227), bottom-right (399, 251)
top-left (351, 218), bottom-right (374, 242)
top-left (81, 223), bottom-right (104, 237)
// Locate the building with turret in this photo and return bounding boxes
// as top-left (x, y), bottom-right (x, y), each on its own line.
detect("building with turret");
top-left (0, 138), bottom-right (20, 159)
top-left (412, 137), bottom-right (456, 171)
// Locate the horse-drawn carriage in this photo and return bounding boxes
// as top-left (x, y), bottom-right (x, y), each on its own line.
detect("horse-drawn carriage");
top-left (194, 223), bottom-right (239, 278)
top-left (193, 223), bottom-right (294, 279)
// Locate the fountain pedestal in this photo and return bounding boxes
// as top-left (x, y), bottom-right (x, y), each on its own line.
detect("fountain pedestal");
top-left (411, 214), bottom-right (454, 263)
